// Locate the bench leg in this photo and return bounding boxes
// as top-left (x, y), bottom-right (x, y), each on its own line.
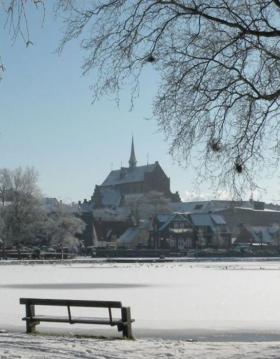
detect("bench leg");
top-left (25, 304), bottom-right (38, 333)
top-left (121, 307), bottom-right (134, 339)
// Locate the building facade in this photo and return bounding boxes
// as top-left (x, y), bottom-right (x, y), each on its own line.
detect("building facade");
top-left (91, 138), bottom-right (180, 208)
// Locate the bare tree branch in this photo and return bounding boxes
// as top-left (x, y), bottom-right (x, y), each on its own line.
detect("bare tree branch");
top-left (4, 0), bottom-right (280, 195)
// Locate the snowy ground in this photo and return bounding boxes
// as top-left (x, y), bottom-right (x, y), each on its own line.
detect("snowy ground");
top-left (1, 259), bottom-right (280, 357)
top-left (1, 331), bottom-right (280, 358)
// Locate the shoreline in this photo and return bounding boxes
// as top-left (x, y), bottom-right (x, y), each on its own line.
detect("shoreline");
top-left (1, 256), bottom-right (280, 265)
top-left (4, 325), bottom-right (280, 343)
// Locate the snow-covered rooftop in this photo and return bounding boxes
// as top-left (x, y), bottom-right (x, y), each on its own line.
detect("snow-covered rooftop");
top-left (101, 164), bottom-right (157, 186)
top-left (117, 227), bottom-right (140, 245)
top-left (244, 225), bottom-right (279, 244)
top-left (157, 213), bottom-right (192, 231)
top-left (189, 213), bottom-right (226, 228)
top-left (170, 200), bottom-right (272, 213)
top-left (211, 214), bottom-right (226, 225)
top-left (190, 213), bottom-right (213, 226)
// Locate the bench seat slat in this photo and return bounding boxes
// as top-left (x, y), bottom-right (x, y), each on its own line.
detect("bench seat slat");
top-left (20, 298), bottom-right (122, 308)
top-left (23, 316), bottom-right (135, 324)
top-left (23, 315), bottom-right (124, 326)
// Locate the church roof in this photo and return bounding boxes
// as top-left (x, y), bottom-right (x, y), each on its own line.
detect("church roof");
top-left (101, 163), bottom-right (158, 187)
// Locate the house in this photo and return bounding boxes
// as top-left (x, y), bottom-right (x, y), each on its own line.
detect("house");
top-left (116, 219), bottom-right (151, 249)
top-left (216, 206), bottom-right (280, 242)
top-left (170, 199), bottom-right (266, 213)
top-left (235, 225), bottom-right (280, 246)
top-left (152, 213), bottom-right (195, 250)
top-left (92, 207), bottom-right (135, 248)
top-left (171, 200), bottom-right (280, 248)
top-left (188, 213), bottom-right (231, 248)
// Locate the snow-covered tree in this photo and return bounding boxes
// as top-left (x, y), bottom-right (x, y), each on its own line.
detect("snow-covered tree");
top-left (0, 167), bottom-right (44, 251)
top-left (49, 208), bottom-right (86, 257)
top-left (0, 166), bottom-right (86, 258)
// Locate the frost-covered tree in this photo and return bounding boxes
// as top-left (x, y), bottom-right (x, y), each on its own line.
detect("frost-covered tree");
top-left (0, 167), bottom-right (44, 253)
top-left (0, 166), bottom-right (86, 258)
top-left (49, 208), bottom-right (85, 257)
top-left (0, 169), bottom-right (13, 206)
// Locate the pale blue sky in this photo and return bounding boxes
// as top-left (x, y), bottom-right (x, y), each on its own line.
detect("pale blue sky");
top-left (0, 3), bottom-right (278, 203)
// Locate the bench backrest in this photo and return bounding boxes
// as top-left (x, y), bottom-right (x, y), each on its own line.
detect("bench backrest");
top-left (20, 298), bottom-right (122, 308)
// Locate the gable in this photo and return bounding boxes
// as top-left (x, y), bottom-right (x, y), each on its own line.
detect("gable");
top-left (157, 212), bottom-right (192, 231)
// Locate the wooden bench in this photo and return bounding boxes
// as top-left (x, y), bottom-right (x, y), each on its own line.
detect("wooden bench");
top-left (19, 298), bottom-right (134, 339)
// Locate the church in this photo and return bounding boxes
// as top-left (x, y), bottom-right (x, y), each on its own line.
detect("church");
top-left (91, 138), bottom-right (180, 208)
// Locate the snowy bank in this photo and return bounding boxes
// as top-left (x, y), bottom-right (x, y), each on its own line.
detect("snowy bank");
top-left (1, 331), bottom-right (280, 359)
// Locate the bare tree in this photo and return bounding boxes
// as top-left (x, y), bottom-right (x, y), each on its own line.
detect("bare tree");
top-left (0, 0), bottom-right (45, 78)
top-left (4, 1), bottom-right (280, 194)
top-left (54, 0), bottom-right (280, 194)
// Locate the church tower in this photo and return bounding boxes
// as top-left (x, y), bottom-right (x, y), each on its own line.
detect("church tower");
top-left (128, 137), bottom-right (137, 168)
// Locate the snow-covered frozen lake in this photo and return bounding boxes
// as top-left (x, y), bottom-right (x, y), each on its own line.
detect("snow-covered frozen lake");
top-left (1, 259), bottom-right (280, 340)
top-left (2, 259), bottom-right (280, 358)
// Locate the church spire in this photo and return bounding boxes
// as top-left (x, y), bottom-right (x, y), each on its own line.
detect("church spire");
top-left (129, 137), bottom-right (137, 168)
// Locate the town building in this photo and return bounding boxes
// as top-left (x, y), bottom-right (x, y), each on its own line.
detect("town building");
top-left (216, 206), bottom-right (280, 244)
top-left (235, 224), bottom-right (280, 246)
top-left (152, 213), bottom-right (195, 250)
top-left (150, 212), bottom-right (231, 250)
top-left (91, 138), bottom-right (180, 208)
top-left (188, 213), bottom-right (231, 248)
